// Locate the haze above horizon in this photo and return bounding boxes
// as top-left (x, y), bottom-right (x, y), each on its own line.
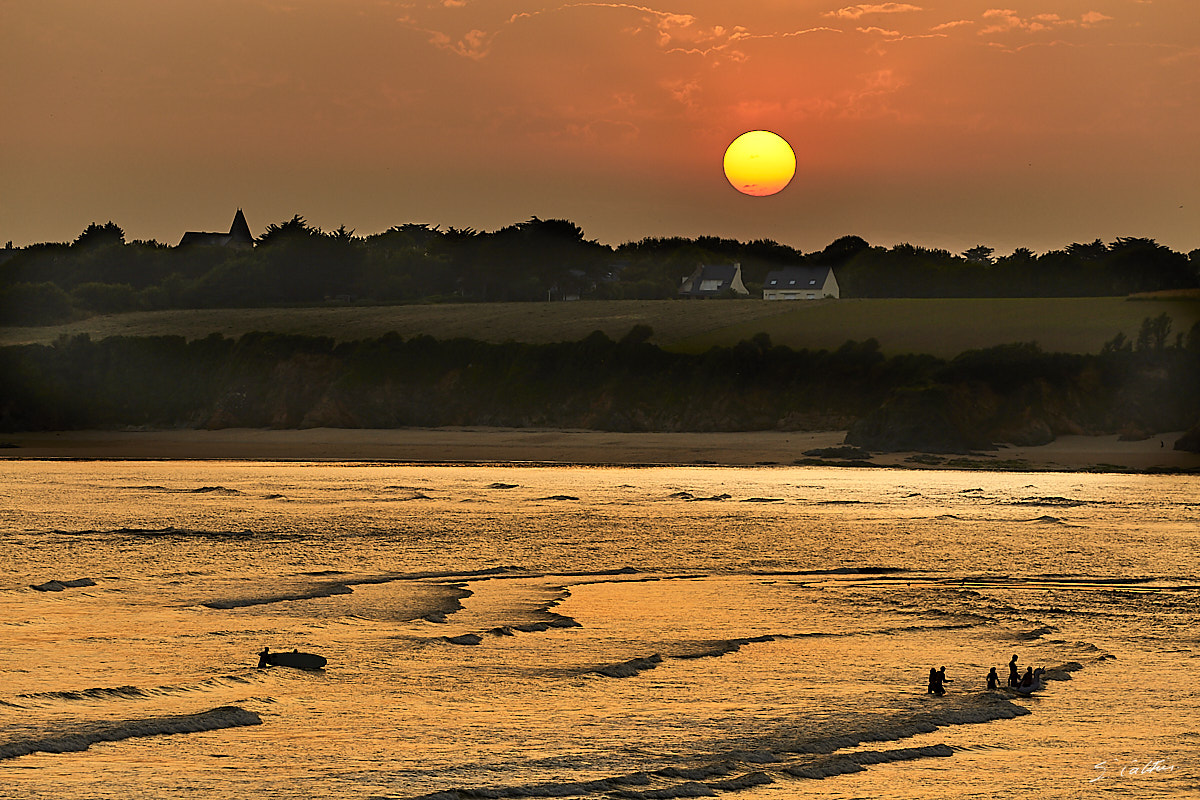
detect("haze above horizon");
top-left (3, 1), bottom-right (1197, 255)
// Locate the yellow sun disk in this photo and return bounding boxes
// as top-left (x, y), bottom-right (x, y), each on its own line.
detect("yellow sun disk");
top-left (723, 131), bottom-right (796, 197)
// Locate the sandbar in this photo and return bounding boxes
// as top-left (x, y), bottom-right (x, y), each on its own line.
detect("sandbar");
top-left (2, 428), bottom-right (1197, 472)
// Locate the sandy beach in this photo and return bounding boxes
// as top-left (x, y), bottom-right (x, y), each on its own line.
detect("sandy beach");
top-left (3, 427), bottom-right (1197, 472)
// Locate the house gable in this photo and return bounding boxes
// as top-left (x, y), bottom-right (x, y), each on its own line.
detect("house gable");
top-left (679, 262), bottom-right (749, 297)
top-left (762, 266), bottom-right (839, 300)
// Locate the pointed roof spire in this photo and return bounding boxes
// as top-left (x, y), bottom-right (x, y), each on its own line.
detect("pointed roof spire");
top-left (228, 208), bottom-right (253, 246)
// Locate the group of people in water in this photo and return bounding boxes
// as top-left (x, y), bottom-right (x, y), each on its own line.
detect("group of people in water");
top-left (927, 654), bottom-right (1042, 695)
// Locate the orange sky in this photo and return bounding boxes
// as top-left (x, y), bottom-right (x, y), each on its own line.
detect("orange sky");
top-left (3, 1), bottom-right (1198, 255)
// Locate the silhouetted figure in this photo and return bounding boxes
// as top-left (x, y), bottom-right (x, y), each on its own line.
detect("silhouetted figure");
top-left (987, 667), bottom-right (1000, 690)
top-left (1020, 666), bottom-right (1035, 688)
top-left (928, 666), bottom-right (949, 696)
top-left (1008, 654), bottom-right (1020, 687)
top-left (928, 667), bottom-right (938, 694)
top-left (258, 647), bottom-right (271, 668)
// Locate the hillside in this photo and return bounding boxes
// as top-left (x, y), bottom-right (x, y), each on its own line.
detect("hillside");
top-left (3, 296), bottom-right (1196, 358)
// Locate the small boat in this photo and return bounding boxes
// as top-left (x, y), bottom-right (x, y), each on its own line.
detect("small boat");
top-left (1012, 668), bottom-right (1045, 695)
top-left (261, 649), bottom-right (326, 670)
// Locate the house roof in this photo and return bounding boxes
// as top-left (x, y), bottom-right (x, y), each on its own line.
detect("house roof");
top-left (179, 231), bottom-right (233, 246)
top-left (762, 266), bottom-right (832, 290)
top-left (695, 264), bottom-right (740, 284)
top-left (179, 209), bottom-right (254, 247)
top-left (680, 263), bottom-right (745, 295)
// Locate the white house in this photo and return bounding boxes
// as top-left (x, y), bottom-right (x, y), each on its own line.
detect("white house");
top-left (679, 262), bottom-right (749, 298)
top-left (762, 266), bottom-right (839, 300)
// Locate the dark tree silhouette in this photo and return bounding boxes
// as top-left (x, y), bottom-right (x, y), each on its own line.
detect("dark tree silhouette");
top-left (74, 222), bottom-right (126, 249)
top-left (818, 235), bottom-right (871, 265)
top-left (962, 245), bottom-right (995, 265)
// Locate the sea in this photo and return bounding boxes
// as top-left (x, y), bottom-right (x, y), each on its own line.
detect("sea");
top-left (1, 460), bottom-right (1197, 799)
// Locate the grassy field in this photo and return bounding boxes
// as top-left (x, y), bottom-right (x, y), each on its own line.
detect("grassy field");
top-left (2, 297), bottom-right (1196, 358)
top-left (673, 297), bottom-right (1200, 356)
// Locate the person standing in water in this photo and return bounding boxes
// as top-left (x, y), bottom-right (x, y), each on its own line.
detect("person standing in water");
top-left (987, 667), bottom-right (1000, 690)
top-left (257, 647), bottom-right (271, 668)
top-left (1008, 654), bottom-right (1020, 687)
top-left (928, 666), bottom-right (949, 696)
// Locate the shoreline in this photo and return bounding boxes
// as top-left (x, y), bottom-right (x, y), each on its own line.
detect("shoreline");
top-left (3, 427), bottom-right (1198, 473)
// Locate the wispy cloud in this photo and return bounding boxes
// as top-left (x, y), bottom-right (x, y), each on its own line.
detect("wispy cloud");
top-left (980, 8), bottom-right (1112, 36)
top-left (423, 27), bottom-right (496, 59)
top-left (408, 3), bottom-right (842, 62)
top-left (857, 26), bottom-right (901, 36)
top-left (825, 3), bottom-right (922, 20)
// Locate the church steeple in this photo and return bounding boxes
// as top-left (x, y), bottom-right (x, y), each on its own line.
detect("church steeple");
top-left (228, 208), bottom-right (253, 246)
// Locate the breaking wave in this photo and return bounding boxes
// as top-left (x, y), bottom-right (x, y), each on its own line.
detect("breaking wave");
top-left (1010, 496), bottom-right (1087, 507)
top-left (409, 694), bottom-right (1031, 799)
top-left (15, 675), bottom-right (257, 705)
top-left (55, 526), bottom-right (263, 540)
top-left (29, 577), bottom-right (96, 592)
top-left (203, 583), bottom-right (355, 609)
top-left (784, 744), bottom-right (954, 779)
top-left (593, 622), bottom-right (984, 679)
top-left (204, 573), bottom-right (473, 617)
top-left (596, 654), bottom-right (664, 678)
top-left (119, 485), bottom-right (244, 495)
top-left (0, 706), bottom-right (262, 760)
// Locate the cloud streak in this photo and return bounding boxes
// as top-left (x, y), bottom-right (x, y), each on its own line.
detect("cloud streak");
top-left (979, 8), bottom-right (1113, 36)
top-left (825, 3), bottom-right (923, 20)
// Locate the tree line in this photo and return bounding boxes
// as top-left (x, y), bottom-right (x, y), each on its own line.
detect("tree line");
top-left (2, 216), bottom-right (1198, 326)
top-left (2, 319), bottom-right (1197, 453)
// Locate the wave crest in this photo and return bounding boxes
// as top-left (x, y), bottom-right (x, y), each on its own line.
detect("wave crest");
top-left (786, 744), bottom-right (954, 779)
top-left (0, 705), bottom-right (262, 761)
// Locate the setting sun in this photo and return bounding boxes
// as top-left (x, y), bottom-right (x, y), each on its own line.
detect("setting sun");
top-left (722, 130), bottom-right (796, 197)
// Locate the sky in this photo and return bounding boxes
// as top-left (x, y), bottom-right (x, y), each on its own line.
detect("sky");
top-left (3, 1), bottom-right (1198, 256)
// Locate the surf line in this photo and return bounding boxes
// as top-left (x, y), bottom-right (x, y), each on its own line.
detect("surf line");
top-left (0, 706), bottom-right (262, 761)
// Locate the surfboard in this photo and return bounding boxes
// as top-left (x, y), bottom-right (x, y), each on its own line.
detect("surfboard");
top-left (268, 651), bottom-right (326, 670)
